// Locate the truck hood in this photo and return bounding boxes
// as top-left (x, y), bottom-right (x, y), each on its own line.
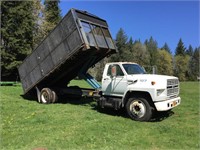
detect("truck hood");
top-left (129, 74), bottom-right (177, 80)
top-left (127, 74), bottom-right (178, 88)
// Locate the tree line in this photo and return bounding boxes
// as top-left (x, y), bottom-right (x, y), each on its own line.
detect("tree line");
top-left (1, 1), bottom-right (199, 82)
top-left (91, 28), bottom-right (199, 81)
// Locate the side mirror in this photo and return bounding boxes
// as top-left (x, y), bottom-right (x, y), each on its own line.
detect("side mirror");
top-left (111, 66), bottom-right (117, 77)
top-left (142, 66), bottom-right (146, 73)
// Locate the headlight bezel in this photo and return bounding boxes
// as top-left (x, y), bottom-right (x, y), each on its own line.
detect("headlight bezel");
top-left (157, 89), bottom-right (165, 96)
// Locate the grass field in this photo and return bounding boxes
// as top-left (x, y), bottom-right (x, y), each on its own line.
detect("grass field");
top-left (1, 81), bottom-right (199, 150)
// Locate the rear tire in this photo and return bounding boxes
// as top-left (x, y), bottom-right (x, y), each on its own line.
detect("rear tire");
top-left (52, 90), bottom-right (58, 103)
top-left (126, 97), bottom-right (153, 121)
top-left (40, 88), bottom-right (57, 104)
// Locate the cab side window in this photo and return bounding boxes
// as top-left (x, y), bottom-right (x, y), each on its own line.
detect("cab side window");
top-left (107, 65), bottom-right (124, 76)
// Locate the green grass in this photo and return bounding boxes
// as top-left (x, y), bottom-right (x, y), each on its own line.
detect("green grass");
top-left (0, 81), bottom-right (19, 86)
top-left (69, 79), bottom-right (93, 88)
top-left (1, 81), bottom-right (199, 150)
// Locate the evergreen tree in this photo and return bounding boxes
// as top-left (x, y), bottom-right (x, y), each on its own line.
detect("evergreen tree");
top-left (125, 37), bottom-right (135, 62)
top-left (161, 42), bottom-right (171, 53)
top-left (144, 36), bottom-right (159, 67)
top-left (1, 1), bottom-right (34, 81)
top-left (110, 28), bottom-right (129, 62)
top-left (187, 47), bottom-right (200, 80)
top-left (134, 39), bottom-right (141, 44)
top-left (128, 37), bottom-right (134, 46)
top-left (175, 38), bottom-right (186, 56)
top-left (43, 0), bottom-right (61, 36)
top-left (186, 44), bottom-right (194, 56)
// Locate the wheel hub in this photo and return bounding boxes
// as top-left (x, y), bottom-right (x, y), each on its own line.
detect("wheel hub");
top-left (130, 101), bottom-right (146, 118)
top-left (41, 91), bottom-right (49, 103)
top-left (44, 92), bottom-right (48, 100)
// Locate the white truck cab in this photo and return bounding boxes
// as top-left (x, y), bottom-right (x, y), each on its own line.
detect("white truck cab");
top-left (98, 62), bottom-right (181, 121)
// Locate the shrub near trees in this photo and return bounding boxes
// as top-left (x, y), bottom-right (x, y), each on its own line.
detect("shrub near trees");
top-left (157, 50), bottom-right (173, 76)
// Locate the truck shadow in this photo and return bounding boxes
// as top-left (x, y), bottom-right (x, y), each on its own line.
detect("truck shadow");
top-left (21, 94), bottom-right (37, 102)
top-left (58, 97), bottom-right (129, 118)
top-left (21, 95), bottom-right (175, 122)
top-left (150, 110), bottom-right (175, 122)
top-left (58, 96), bottom-right (94, 105)
top-left (94, 107), bottom-right (175, 122)
top-left (59, 96), bottom-right (175, 122)
top-left (94, 106), bottom-right (129, 118)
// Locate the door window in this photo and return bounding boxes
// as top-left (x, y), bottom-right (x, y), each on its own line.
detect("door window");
top-left (107, 65), bottom-right (124, 76)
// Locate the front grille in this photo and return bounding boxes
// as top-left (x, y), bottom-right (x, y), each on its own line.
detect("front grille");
top-left (167, 79), bottom-right (179, 97)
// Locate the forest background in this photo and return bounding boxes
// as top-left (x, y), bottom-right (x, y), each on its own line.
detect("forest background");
top-left (1, 0), bottom-right (199, 82)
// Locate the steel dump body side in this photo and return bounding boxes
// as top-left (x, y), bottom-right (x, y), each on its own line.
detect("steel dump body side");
top-left (18, 9), bottom-right (117, 94)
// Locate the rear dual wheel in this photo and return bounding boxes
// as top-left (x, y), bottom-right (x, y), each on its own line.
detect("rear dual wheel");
top-left (40, 88), bottom-right (58, 104)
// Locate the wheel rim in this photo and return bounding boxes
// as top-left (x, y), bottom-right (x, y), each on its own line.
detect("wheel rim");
top-left (41, 91), bottom-right (49, 103)
top-left (130, 100), bottom-right (146, 118)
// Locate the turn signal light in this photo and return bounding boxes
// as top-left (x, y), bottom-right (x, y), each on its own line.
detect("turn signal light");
top-left (151, 81), bottom-right (156, 85)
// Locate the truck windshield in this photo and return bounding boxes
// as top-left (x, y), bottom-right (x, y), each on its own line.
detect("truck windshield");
top-left (122, 64), bottom-right (146, 75)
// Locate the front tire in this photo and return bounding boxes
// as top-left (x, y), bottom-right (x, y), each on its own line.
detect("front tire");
top-left (126, 97), bottom-right (153, 121)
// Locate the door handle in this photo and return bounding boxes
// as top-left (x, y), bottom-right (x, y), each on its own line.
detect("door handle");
top-left (127, 79), bottom-right (138, 85)
top-left (104, 78), bottom-right (109, 80)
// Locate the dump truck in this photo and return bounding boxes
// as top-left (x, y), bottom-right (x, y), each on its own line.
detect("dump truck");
top-left (19, 9), bottom-right (181, 121)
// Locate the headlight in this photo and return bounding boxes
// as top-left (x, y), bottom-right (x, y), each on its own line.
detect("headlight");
top-left (157, 89), bottom-right (165, 96)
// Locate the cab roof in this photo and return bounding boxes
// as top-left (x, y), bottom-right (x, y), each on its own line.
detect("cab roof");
top-left (106, 62), bottom-right (138, 65)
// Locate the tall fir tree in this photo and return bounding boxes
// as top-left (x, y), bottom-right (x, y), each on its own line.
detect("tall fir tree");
top-left (110, 28), bottom-right (129, 62)
top-left (1, 1), bottom-right (35, 81)
top-left (186, 44), bottom-right (194, 56)
top-left (43, 0), bottom-right (61, 36)
top-left (144, 36), bottom-right (158, 67)
top-left (125, 37), bottom-right (135, 62)
top-left (187, 47), bottom-right (200, 80)
top-left (175, 38), bottom-right (186, 56)
top-left (128, 37), bottom-right (133, 44)
top-left (161, 42), bottom-right (171, 53)
top-left (128, 37), bottom-right (133, 50)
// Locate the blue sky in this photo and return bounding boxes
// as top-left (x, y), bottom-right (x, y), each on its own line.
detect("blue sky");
top-left (59, 1), bottom-right (199, 54)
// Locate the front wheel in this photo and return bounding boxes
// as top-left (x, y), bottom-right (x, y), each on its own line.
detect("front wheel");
top-left (126, 97), bottom-right (153, 121)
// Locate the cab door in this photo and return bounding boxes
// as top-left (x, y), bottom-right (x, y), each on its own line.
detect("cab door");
top-left (102, 64), bottom-right (127, 96)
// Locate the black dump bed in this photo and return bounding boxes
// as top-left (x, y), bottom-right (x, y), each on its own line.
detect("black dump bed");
top-left (18, 9), bottom-right (117, 94)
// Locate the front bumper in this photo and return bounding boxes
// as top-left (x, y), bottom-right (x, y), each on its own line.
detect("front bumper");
top-left (154, 97), bottom-right (181, 111)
